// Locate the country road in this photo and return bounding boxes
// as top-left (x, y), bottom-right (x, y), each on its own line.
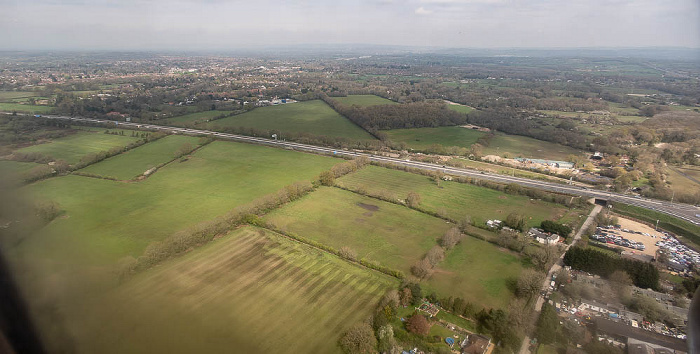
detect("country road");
top-left (33, 114), bottom-right (700, 226)
top-left (517, 204), bottom-right (603, 354)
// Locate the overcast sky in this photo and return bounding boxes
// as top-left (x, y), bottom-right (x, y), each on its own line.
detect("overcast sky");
top-left (2, 0), bottom-right (699, 50)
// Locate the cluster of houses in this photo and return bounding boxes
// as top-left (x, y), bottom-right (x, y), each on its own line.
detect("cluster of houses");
top-left (527, 227), bottom-right (561, 245)
top-left (591, 225), bottom-right (646, 251)
top-left (655, 233), bottom-right (700, 273)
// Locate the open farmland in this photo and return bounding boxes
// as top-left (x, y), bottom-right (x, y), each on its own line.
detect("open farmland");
top-left (483, 132), bottom-right (585, 160)
top-left (336, 165), bottom-right (580, 228)
top-left (446, 103), bottom-right (474, 114)
top-left (19, 140), bottom-right (340, 265)
top-left (0, 160), bottom-right (41, 175)
top-left (209, 100), bottom-right (375, 140)
top-left (0, 102), bottom-right (54, 114)
top-left (15, 130), bottom-right (140, 164)
top-left (427, 236), bottom-right (523, 309)
top-left (74, 227), bottom-right (395, 353)
top-left (163, 110), bottom-right (230, 126)
top-left (667, 166), bottom-right (700, 196)
top-left (0, 91), bottom-right (40, 100)
top-left (384, 126), bottom-right (484, 150)
top-left (264, 186), bottom-right (451, 275)
top-left (332, 95), bottom-right (397, 107)
top-left (78, 135), bottom-right (200, 180)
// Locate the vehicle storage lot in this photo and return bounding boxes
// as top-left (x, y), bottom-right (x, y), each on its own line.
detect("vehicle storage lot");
top-left (616, 217), bottom-right (663, 256)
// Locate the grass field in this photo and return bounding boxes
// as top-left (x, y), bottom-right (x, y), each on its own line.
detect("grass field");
top-left (384, 126), bottom-right (485, 150)
top-left (332, 95), bottom-right (397, 107)
top-left (483, 133), bottom-right (585, 160)
top-left (0, 91), bottom-right (40, 101)
top-left (0, 102), bottom-right (54, 113)
top-left (264, 186), bottom-right (451, 275)
top-left (446, 104), bottom-right (474, 114)
top-left (15, 131), bottom-right (140, 164)
top-left (0, 160), bottom-right (41, 175)
top-left (78, 135), bottom-right (200, 180)
top-left (20, 141), bottom-right (340, 265)
top-left (426, 235), bottom-right (523, 309)
top-left (667, 166), bottom-right (700, 195)
top-left (208, 100), bottom-right (375, 140)
top-left (163, 110), bottom-right (230, 125)
top-left (336, 165), bottom-right (577, 228)
top-left (73, 227), bottom-right (395, 353)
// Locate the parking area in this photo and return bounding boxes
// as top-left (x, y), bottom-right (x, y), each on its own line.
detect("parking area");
top-left (590, 217), bottom-right (661, 257)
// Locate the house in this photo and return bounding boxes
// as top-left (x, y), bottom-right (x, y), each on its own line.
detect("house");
top-left (486, 220), bottom-right (502, 229)
top-left (528, 227), bottom-right (547, 238)
top-left (537, 234), bottom-right (559, 245)
top-left (528, 227), bottom-right (560, 245)
top-left (592, 151), bottom-right (604, 160)
top-left (461, 334), bottom-right (491, 354)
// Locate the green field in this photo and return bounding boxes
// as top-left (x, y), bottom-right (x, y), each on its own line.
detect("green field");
top-left (74, 227), bottom-right (395, 353)
top-left (0, 160), bottom-right (41, 175)
top-left (208, 100), bottom-right (375, 140)
top-left (0, 91), bottom-right (39, 101)
top-left (483, 133), bottom-right (585, 160)
top-left (336, 165), bottom-right (576, 228)
top-left (384, 126), bottom-right (485, 150)
top-left (426, 235), bottom-right (523, 309)
top-left (446, 104), bottom-right (474, 114)
top-left (19, 140), bottom-right (340, 265)
top-left (79, 135), bottom-right (200, 180)
top-left (15, 131), bottom-right (140, 164)
top-left (0, 102), bottom-right (54, 113)
top-left (333, 95), bottom-right (397, 107)
top-left (265, 186), bottom-right (451, 275)
top-left (667, 167), bottom-right (700, 195)
top-left (163, 110), bottom-right (230, 125)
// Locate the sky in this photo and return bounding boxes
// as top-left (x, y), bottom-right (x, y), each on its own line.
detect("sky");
top-left (2, 0), bottom-right (699, 50)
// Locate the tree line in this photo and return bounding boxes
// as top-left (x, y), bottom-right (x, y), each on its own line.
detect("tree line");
top-left (563, 246), bottom-right (660, 290)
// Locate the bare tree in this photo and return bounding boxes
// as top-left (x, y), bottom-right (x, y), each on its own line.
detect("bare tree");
top-left (339, 322), bottom-right (377, 354)
top-left (406, 191), bottom-right (421, 208)
top-left (440, 227), bottom-right (463, 250)
top-left (425, 245), bottom-right (445, 266)
top-left (517, 269), bottom-right (545, 299)
top-left (339, 246), bottom-right (358, 261)
top-left (411, 258), bottom-right (434, 279)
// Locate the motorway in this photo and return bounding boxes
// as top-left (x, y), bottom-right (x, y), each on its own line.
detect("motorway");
top-left (40, 115), bottom-right (700, 226)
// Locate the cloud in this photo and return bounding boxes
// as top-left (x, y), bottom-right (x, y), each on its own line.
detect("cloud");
top-left (415, 6), bottom-right (433, 15)
top-left (420, 0), bottom-right (505, 3)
